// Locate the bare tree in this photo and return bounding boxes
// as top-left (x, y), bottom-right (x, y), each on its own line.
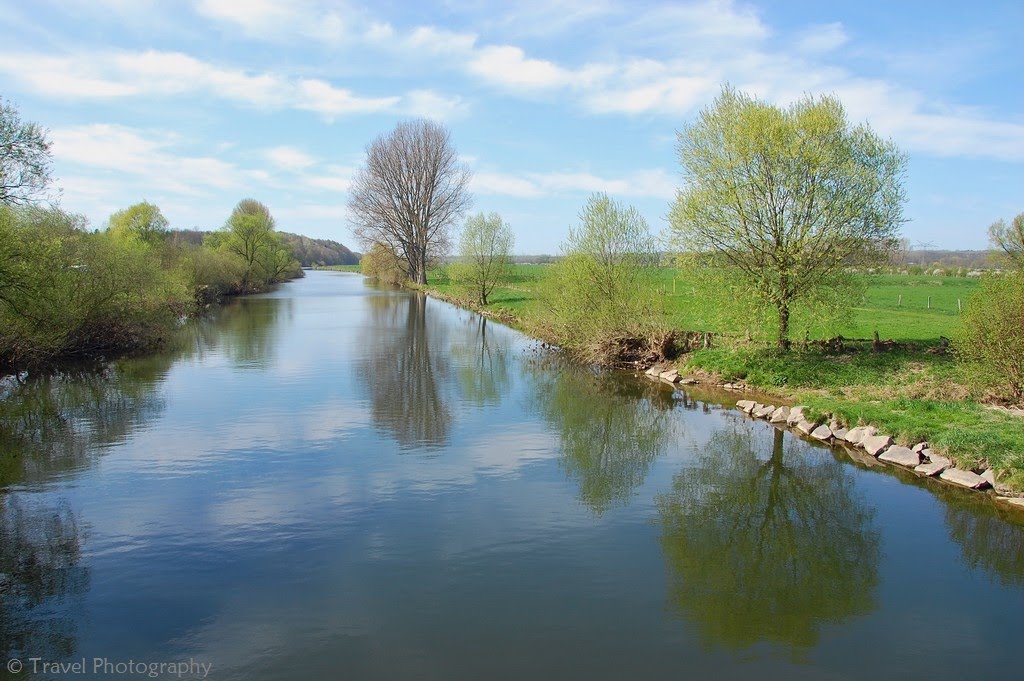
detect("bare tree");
top-left (989, 212), bottom-right (1024, 269)
top-left (0, 98), bottom-right (53, 206)
top-left (348, 120), bottom-right (471, 285)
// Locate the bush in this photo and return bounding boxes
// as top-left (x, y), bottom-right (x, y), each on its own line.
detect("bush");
top-left (956, 273), bottom-right (1024, 401)
top-left (542, 193), bottom-right (666, 364)
top-left (361, 242), bottom-right (406, 285)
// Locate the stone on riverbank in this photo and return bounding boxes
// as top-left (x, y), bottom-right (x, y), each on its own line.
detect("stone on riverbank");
top-left (921, 450), bottom-right (951, 468)
top-left (811, 424), bottom-right (833, 441)
top-left (879, 446), bottom-right (921, 467)
top-left (679, 377), bottom-right (699, 385)
top-left (861, 435), bottom-right (893, 457)
top-left (832, 427), bottom-right (849, 440)
top-left (844, 426), bottom-right (877, 446)
top-left (796, 419), bottom-right (817, 435)
top-left (912, 442), bottom-right (929, 454)
top-left (981, 469), bottom-right (996, 487)
top-left (786, 407), bottom-right (808, 426)
top-left (940, 468), bottom-right (990, 489)
top-left (660, 369), bottom-right (680, 383)
top-left (736, 400), bottom-right (756, 414)
top-left (754, 404), bottom-right (776, 418)
top-left (915, 461), bottom-right (949, 476)
top-left (997, 497), bottom-right (1024, 509)
top-left (769, 406), bottom-right (791, 423)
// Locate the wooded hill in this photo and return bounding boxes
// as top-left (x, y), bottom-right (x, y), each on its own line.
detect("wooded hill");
top-left (169, 230), bottom-right (360, 267)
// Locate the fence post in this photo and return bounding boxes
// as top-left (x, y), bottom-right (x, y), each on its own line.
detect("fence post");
top-left (927, 296), bottom-right (932, 309)
top-left (898, 294), bottom-right (902, 306)
top-left (958, 298), bottom-right (962, 312)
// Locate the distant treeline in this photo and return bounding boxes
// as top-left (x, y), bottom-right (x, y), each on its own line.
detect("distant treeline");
top-left (171, 230), bottom-right (359, 267)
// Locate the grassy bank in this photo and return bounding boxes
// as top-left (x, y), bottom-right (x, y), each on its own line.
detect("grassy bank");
top-left (414, 264), bottom-right (1021, 491)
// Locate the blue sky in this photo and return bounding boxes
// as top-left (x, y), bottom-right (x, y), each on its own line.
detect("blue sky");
top-left (1, 0), bottom-right (1021, 253)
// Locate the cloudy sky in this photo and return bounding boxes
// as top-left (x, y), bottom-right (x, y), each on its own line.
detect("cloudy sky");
top-left (1, 0), bottom-right (1021, 253)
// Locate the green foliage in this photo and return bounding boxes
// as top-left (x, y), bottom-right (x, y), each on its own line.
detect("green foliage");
top-left (216, 198), bottom-right (299, 289)
top-left (0, 205), bottom-right (188, 367)
top-left (360, 242), bottom-right (406, 285)
top-left (955, 273), bottom-right (1024, 400)
top-left (0, 98), bottom-right (52, 206)
top-left (106, 201), bottom-right (169, 245)
top-left (450, 212), bottom-right (514, 305)
top-left (671, 86), bottom-right (907, 348)
top-left (544, 193), bottom-right (662, 360)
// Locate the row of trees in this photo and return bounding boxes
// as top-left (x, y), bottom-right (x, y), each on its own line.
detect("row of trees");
top-left (0, 95), bottom-right (301, 369)
top-left (349, 91), bottom-right (1021, 398)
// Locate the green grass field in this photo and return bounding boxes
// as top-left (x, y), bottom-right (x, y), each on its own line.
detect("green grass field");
top-left (425, 264), bottom-right (978, 342)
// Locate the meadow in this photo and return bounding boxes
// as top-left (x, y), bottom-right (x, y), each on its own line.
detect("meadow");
top-left (423, 264), bottom-right (977, 342)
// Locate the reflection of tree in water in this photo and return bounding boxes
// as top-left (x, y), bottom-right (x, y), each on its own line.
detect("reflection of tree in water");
top-left (943, 490), bottom-right (1024, 587)
top-left (533, 364), bottom-right (676, 515)
top-left (0, 355), bottom-right (172, 488)
top-left (0, 497), bottom-right (89, 664)
top-left (656, 424), bottom-right (880, 650)
top-left (187, 297), bottom-right (291, 369)
top-left (449, 316), bottom-right (510, 407)
top-left (360, 293), bottom-right (452, 448)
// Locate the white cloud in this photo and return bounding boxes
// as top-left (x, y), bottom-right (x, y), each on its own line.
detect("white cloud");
top-left (0, 50), bottom-right (401, 118)
top-left (796, 22), bottom-right (849, 53)
top-left (303, 164), bottom-right (355, 192)
top-left (50, 124), bottom-right (245, 196)
top-left (472, 168), bottom-right (677, 200)
top-left (195, 0), bottom-right (347, 42)
top-left (402, 89), bottom-right (468, 120)
top-left (468, 45), bottom-right (576, 90)
top-left (471, 172), bottom-right (545, 198)
top-left (265, 146), bottom-right (316, 171)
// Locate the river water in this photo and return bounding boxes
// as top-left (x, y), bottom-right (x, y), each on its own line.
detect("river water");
top-left (1, 270), bottom-right (1022, 680)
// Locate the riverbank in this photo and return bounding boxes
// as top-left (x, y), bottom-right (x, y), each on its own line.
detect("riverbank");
top-left (397, 268), bottom-right (1024, 495)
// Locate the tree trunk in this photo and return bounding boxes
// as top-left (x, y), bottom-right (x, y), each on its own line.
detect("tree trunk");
top-left (777, 303), bottom-right (791, 351)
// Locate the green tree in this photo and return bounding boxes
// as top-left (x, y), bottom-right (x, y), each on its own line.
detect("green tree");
top-left (670, 86), bottom-right (907, 349)
top-left (545, 193), bottom-right (661, 363)
top-left (106, 201), bottom-right (169, 245)
top-left (221, 199), bottom-right (276, 288)
top-left (451, 212), bottom-right (513, 305)
top-left (988, 212), bottom-right (1023, 269)
top-left (0, 98), bottom-right (52, 206)
top-left (360, 242), bottom-right (406, 285)
top-left (956, 272), bottom-right (1024, 400)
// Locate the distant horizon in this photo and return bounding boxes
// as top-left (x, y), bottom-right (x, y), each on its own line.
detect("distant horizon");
top-left (1, 0), bottom-right (1021, 252)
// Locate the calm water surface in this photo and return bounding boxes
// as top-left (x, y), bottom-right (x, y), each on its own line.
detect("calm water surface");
top-left (2, 270), bottom-right (1023, 680)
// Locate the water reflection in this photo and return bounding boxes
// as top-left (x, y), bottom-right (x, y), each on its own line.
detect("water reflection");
top-left (533, 366), bottom-right (677, 515)
top-left (359, 293), bottom-right (452, 449)
top-left (450, 317), bottom-right (510, 407)
top-left (0, 497), bottom-right (89, 664)
top-left (944, 491), bottom-right (1024, 587)
top-left (188, 297), bottom-right (292, 369)
top-left (657, 424), bottom-right (880, 650)
top-left (0, 358), bottom-right (172, 488)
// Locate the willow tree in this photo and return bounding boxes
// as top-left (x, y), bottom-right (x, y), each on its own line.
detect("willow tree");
top-left (989, 212), bottom-right (1023, 269)
top-left (671, 86), bottom-right (907, 349)
top-left (348, 120), bottom-right (472, 285)
top-left (0, 98), bottom-right (52, 206)
top-left (451, 211), bottom-right (514, 305)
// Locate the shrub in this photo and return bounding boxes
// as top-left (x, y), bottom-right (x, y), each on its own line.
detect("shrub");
top-left (956, 273), bottom-right (1024, 401)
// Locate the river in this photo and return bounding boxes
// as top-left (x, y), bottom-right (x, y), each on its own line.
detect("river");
top-left (1, 270), bottom-right (1022, 680)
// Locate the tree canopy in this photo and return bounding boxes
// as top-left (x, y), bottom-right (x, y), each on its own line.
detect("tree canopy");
top-left (671, 86), bottom-right (907, 348)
